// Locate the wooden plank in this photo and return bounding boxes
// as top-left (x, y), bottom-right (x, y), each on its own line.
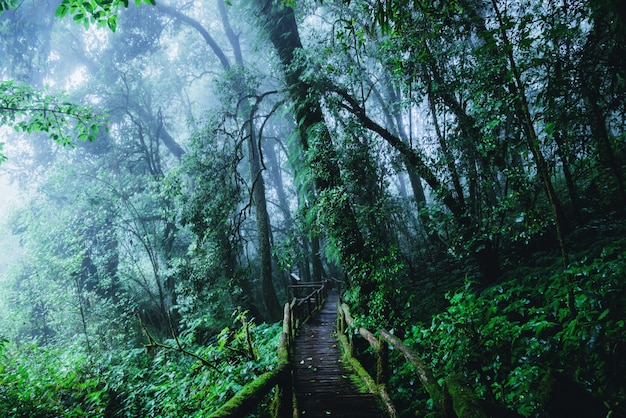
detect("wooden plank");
top-left (293, 293), bottom-right (390, 417)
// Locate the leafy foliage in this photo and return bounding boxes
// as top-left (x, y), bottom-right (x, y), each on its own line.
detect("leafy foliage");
top-left (0, 81), bottom-right (106, 162)
top-left (405, 241), bottom-right (626, 416)
top-left (0, 0), bottom-right (17, 12)
top-left (102, 313), bottom-right (282, 417)
top-left (0, 312), bottom-right (281, 417)
top-left (55, 0), bottom-right (156, 31)
top-left (0, 341), bottom-right (108, 417)
top-left (1, 0), bottom-right (625, 415)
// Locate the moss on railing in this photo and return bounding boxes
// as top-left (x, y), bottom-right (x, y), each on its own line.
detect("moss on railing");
top-left (338, 302), bottom-right (490, 418)
top-left (210, 281), bottom-right (328, 418)
top-left (209, 362), bottom-right (289, 418)
top-left (337, 303), bottom-right (397, 417)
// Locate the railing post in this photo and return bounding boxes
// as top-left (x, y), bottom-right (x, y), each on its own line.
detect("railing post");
top-left (336, 302), bottom-right (343, 334)
top-left (274, 332), bottom-right (293, 418)
top-left (283, 303), bottom-right (292, 353)
top-left (376, 337), bottom-right (389, 386)
top-left (338, 303), bottom-right (354, 356)
top-left (289, 299), bottom-right (296, 341)
top-left (275, 370), bottom-right (293, 418)
top-left (338, 303), bottom-right (345, 335)
top-left (307, 296), bottom-right (312, 318)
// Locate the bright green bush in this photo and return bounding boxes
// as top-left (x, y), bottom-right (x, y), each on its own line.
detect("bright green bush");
top-left (0, 339), bottom-right (107, 417)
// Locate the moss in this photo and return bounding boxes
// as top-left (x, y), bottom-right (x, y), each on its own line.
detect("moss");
top-left (337, 333), bottom-right (397, 416)
top-left (347, 354), bottom-right (378, 394)
top-left (209, 362), bottom-right (289, 418)
top-left (271, 382), bottom-right (286, 418)
top-left (445, 374), bottom-right (488, 418)
top-left (271, 365), bottom-right (293, 418)
top-left (337, 334), bottom-right (369, 392)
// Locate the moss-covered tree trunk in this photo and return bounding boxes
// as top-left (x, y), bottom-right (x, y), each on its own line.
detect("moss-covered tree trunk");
top-left (257, 1), bottom-right (367, 288)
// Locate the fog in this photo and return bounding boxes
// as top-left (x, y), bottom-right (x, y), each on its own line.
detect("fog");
top-left (1, 0), bottom-right (625, 416)
top-left (0, 0), bottom-right (300, 347)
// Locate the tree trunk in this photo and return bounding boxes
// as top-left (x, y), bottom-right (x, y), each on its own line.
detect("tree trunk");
top-left (248, 115), bottom-right (282, 319)
top-left (161, 3), bottom-right (283, 319)
top-left (257, 1), bottom-right (367, 288)
top-left (331, 85), bottom-right (504, 282)
top-left (490, 0), bottom-right (575, 313)
top-left (585, 89), bottom-right (626, 205)
top-left (378, 80), bottom-right (440, 244)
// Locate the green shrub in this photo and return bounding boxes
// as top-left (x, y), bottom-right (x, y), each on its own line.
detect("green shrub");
top-left (405, 242), bottom-right (626, 416)
top-left (0, 313), bottom-right (283, 417)
top-left (0, 340), bottom-right (107, 417)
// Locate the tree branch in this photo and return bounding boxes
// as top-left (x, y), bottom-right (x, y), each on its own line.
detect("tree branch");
top-left (139, 314), bottom-right (221, 373)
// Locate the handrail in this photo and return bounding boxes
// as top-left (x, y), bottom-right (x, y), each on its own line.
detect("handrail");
top-left (337, 302), bottom-right (488, 418)
top-left (210, 281), bottom-right (328, 418)
top-left (378, 329), bottom-right (450, 416)
top-left (337, 303), bottom-right (397, 418)
top-left (288, 281), bottom-right (328, 330)
top-left (288, 281), bottom-right (327, 288)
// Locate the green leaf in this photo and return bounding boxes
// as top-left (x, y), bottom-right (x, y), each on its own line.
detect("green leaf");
top-left (55, 4), bottom-right (69, 17)
top-left (107, 17), bottom-right (117, 32)
top-left (0, 143), bottom-right (7, 164)
top-left (598, 308), bottom-right (610, 321)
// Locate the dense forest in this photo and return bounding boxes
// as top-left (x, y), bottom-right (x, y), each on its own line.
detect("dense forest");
top-left (0, 0), bottom-right (625, 416)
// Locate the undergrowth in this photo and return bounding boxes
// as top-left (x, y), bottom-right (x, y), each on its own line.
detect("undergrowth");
top-left (0, 312), bottom-right (282, 417)
top-left (390, 238), bottom-right (626, 417)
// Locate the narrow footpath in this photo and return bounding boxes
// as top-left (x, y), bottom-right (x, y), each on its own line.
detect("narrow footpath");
top-left (293, 293), bottom-right (388, 417)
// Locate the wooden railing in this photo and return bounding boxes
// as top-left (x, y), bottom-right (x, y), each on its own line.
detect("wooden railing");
top-left (337, 302), bottom-right (488, 418)
top-left (210, 281), bottom-right (328, 418)
top-left (285, 280), bottom-right (328, 340)
top-left (337, 302), bottom-right (397, 418)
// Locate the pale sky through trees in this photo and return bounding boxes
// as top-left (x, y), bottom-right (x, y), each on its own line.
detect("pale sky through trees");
top-left (0, 173), bottom-right (17, 214)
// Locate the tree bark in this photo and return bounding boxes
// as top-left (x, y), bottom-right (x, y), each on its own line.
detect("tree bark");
top-left (377, 80), bottom-right (439, 243)
top-left (257, 1), bottom-right (367, 288)
top-left (248, 109), bottom-right (282, 319)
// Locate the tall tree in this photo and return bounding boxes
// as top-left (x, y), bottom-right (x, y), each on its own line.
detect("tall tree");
top-left (157, 2), bottom-right (283, 319)
top-left (255, 1), bottom-right (372, 293)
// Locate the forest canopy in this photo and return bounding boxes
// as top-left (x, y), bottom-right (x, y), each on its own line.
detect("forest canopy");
top-left (0, 0), bottom-right (625, 416)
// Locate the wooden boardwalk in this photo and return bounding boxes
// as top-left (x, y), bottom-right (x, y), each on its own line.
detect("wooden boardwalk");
top-left (293, 293), bottom-right (388, 417)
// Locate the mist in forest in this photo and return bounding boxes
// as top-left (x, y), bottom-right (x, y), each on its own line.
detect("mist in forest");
top-left (1, 0), bottom-right (625, 416)
top-left (1, 0), bottom-right (276, 333)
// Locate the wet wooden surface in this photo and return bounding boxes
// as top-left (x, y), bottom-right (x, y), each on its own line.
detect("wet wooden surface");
top-left (293, 293), bottom-right (388, 417)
